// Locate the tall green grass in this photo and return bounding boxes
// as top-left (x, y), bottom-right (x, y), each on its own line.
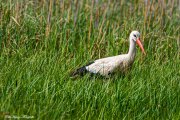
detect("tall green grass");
top-left (0, 0), bottom-right (180, 119)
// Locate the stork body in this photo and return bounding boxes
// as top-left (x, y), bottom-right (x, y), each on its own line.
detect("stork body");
top-left (71, 31), bottom-right (146, 78)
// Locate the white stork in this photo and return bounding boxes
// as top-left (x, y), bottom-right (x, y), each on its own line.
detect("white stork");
top-left (71, 31), bottom-right (146, 78)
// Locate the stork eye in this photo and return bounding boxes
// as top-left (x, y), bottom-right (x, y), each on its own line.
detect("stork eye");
top-left (133, 34), bottom-right (136, 37)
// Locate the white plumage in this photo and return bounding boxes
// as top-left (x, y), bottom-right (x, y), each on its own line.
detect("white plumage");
top-left (86, 55), bottom-right (129, 77)
top-left (71, 31), bottom-right (146, 78)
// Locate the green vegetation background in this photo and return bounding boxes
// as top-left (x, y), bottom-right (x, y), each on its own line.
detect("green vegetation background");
top-left (0, 0), bottom-right (180, 119)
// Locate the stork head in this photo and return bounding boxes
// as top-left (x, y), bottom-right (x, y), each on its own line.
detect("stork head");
top-left (130, 31), bottom-right (146, 55)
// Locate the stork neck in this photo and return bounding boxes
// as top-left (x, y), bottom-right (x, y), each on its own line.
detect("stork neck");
top-left (128, 40), bottom-right (136, 58)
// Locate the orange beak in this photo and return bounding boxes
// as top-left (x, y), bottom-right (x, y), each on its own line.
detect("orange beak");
top-left (136, 38), bottom-right (146, 55)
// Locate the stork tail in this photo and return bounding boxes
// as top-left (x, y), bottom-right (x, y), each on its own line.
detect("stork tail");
top-left (70, 66), bottom-right (87, 77)
top-left (70, 61), bottom-right (94, 77)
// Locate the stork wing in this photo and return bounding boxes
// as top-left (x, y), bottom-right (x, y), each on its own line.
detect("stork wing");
top-left (86, 56), bottom-right (121, 76)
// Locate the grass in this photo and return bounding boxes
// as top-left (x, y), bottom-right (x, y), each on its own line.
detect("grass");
top-left (0, 0), bottom-right (180, 119)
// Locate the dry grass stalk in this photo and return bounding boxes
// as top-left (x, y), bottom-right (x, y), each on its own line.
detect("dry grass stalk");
top-left (45, 0), bottom-right (53, 37)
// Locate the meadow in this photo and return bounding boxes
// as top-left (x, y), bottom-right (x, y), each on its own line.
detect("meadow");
top-left (0, 0), bottom-right (180, 119)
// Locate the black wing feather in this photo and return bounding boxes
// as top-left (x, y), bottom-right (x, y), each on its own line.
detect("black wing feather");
top-left (70, 61), bottom-right (94, 77)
